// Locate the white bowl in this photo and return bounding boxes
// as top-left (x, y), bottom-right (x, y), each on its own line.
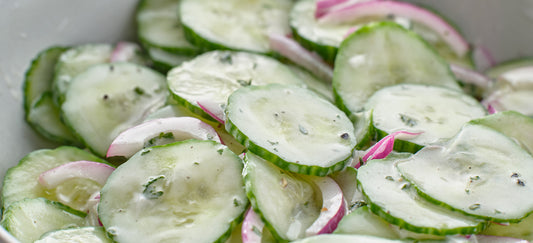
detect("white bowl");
top-left (1, 0), bottom-right (533, 242)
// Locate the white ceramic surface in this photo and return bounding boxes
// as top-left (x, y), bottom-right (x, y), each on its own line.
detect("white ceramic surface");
top-left (1, 0), bottom-right (533, 242)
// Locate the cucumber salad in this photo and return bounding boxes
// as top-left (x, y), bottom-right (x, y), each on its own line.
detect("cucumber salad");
top-left (5, 0), bottom-right (533, 242)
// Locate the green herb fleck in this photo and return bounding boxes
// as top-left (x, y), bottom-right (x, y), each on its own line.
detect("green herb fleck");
top-left (385, 176), bottom-right (394, 181)
top-left (134, 86), bottom-right (145, 95)
top-left (399, 114), bottom-right (418, 127)
top-left (469, 175), bottom-right (480, 182)
top-left (193, 162), bottom-right (200, 166)
top-left (217, 149), bottom-right (224, 155)
top-left (237, 79), bottom-right (252, 86)
top-left (252, 226), bottom-right (262, 236)
top-left (141, 149), bottom-right (151, 156)
top-left (219, 53), bottom-right (233, 64)
top-left (267, 140), bottom-right (279, 146)
top-left (469, 203), bottom-right (481, 210)
top-left (233, 198), bottom-right (240, 207)
top-left (143, 175), bottom-right (166, 199)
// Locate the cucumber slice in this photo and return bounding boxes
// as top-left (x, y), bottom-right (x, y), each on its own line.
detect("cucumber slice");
top-left (1, 146), bottom-right (106, 211)
top-left (26, 92), bottom-right (80, 145)
top-left (358, 154), bottom-right (485, 235)
top-left (483, 66), bottom-right (533, 116)
top-left (61, 62), bottom-right (168, 157)
top-left (167, 51), bottom-right (305, 122)
top-left (334, 205), bottom-right (400, 239)
top-left (98, 140), bottom-right (247, 243)
top-left (243, 152), bottom-right (320, 241)
top-left (22, 46), bottom-right (80, 144)
top-left (23, 46), bottom-right (68, 113)
top-left (469, 111), bottom-right (533, 155)
top-left (482, 214), bottom-right (533, 242)
top-left (35, 226), bottom-right (112, 243)
top-left (291, 234), bottom-right (409, 243)
top-left (364, 84), bottom-right (486, 150)
top-left (397, 123), bottom-right (533, 223)
top-left (52, 44), bottom-right (113, 104)
top-left (179, 0), bottom-right (292, 54)
top-left (136, 0), bottom-right (199, 54)
top-left (225, 84), bottom-right (356, 176)
top-left (486, 58), bottom-right (533, 79)
top-left (52, 44), bottom-right (149, 104)
top-left (1, 198), bottom-right (87, 243)
top-left (332, 22), bottom-right (460, 114)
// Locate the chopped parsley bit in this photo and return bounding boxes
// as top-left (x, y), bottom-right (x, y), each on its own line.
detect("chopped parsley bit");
top-left (469, 175), bottom-right (480, 182)
top-left (340, 133), bottom-right (350, 140)
top-left (399, 114), bottom-right (418, 127)
top-left (143, 175), bottom-right (165, 199)
top-left (109, 65), bottom-right (114, 72)
top-left (252, 226), bottom-right (262, 236)
top-left (273, 148), bottom-right (278, 152)
top-left (494, 209), bottom-right (502, 214)
top-left (141, 149), bottom-right (151, 156)
top-left (465, 189), bottom-right (470, 194)
top-left (400, 183), bottom-right (410, 190)
top-left (298, 124), bottom-right (308, 135)
top-left (252, 63), bottom-right (258, 70)
top-left (233, 198), bottom-right (240, 207)
top-left (469, 203), bottom-right (481, 210)
top-left (267, 140), bottom-right (279, 145)
top-left (133, 86), bottom-right (145, 95)
top-left (237, 79), bottom-right (252, 86)
top-left (517, 179), bottom-right (526, 186)
top-left (511, 172), bottom-right (520, 178)
top-left (385, 176), bottom-right (394, 181)
top-left (219, 53), bottom-right (233, 64)
top-left (217, 149), bottom-right (224, 155)
top-left (193, 162), bottom-right (200, 166)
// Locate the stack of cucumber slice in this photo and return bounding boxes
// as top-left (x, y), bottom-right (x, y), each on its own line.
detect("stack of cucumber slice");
top-left (6, 0), bottom-right (533, 242)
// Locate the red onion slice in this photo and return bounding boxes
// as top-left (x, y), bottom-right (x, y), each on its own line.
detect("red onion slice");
top-left (318, 0), bottom-right (470, 57)
top-left (38, 161), bottom-right (115, 189)
top-left (316, 0), bottom-right (349, 18)
top-left (361, 131), bottom-right (423, 163)
top-left (450, 64), bottom-right (493, 89)
top-left (473, 44), bottom-right (497, 71)
top-left (241, 208), bottom-right (266, 243)
top-left (106, 117), bottom-right (221, 159)
top-left (305, 176), bottom-right (346, 236)
top-left (110, 41), bottom-right (142, 62)
top-left (268, 33), bottom-right (333, 82)
top-left (197, 100), bottom-right (226, 124)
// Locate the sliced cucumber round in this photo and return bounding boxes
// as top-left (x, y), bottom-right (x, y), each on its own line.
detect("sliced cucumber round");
top-left (26, 92), bottom-right (80, 145)
top-left (35, 226), bottom-right (112, 243)
top-left (179, 0), bottom-right (292, 54)
top-left (334, 205), bottom-right (400, 239)
top-left (332, 22), bottom-right (460, 114)
top-left (469, 111), bottom-right (533, 155)
top-left (98, 140), bottom-right (247, 243)
top-left (136, 0), bottom-right (199, 54)
top-left (167, 51), bottom-right (305, 122)
top-left (364, 84), bottom-right (486, 150)
top-left (482, 213), bottom-right (533, 241)
top-left (1, 146), bottom-right (106, 211)
top-left (486, 58), bottom-right (533, 79)
top-left (243, 152), bottom-right (320, 241)
top-left (61, 62), bottom-right (168, 157)
top-left (147, 47), bottom-right (196, 73)
top-left (23, 46), bottom-right (68, 113)
top-left (225, 84), bottom-right (356, 176)
top-left (397, 123), bottom-right (533, 223)
top-left (358, 154), bottom-right (485, 236)
top-left (1, 198), bottom-right (87, 243)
